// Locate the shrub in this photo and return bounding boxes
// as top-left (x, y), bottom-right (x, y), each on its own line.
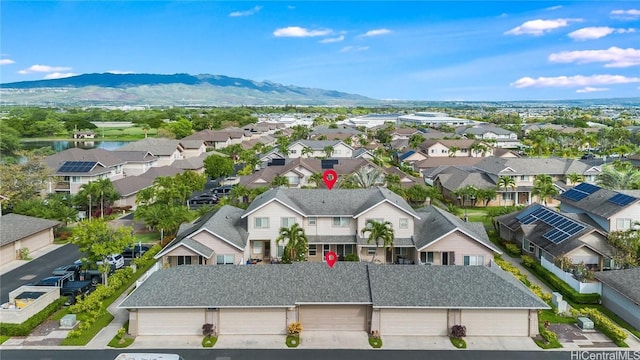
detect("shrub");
top-left (286, 335), bottom-right (300, 348)
top-left (450, 337), bottom-right (466, 348)
top-left (202, 323), bottom-right (216, 337)
top-left (571, 308), bottom-right (627, 345)
top-left (344, 253), bottom-right (359, 262)
top-left (368, 336), bottom-right (383, 348)
top-left (288, 322), bottom-right (302, 336)
top-left (494, 256), bottom-right (531, 287)
top-left (0, 297), bottom-right (67, 336)
top-left (523, 260), bottom-right (600, 304)
top-left (202, 336), bottom-right (217, 348)
top-left (450, 325), bottom-right (467, 338)
top-left (505, 243), bottom-right (521, 257)
top-left (521, 255), bottom-right (536, 267)
top-left (539, 325), bottom-right (558, 344)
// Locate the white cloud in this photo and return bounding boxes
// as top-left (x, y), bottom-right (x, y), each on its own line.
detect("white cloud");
top-left (511, 74), bottom-right (640, 88)
top-left (229, 6), bottom-right (262, 17)
top-left (43, 72), bottom-right (76, 79)
top-left (568, 27), bottom-right (635, 40)
top-left (361, 29), bottom-right (391, 37)
top-left (339, 46), bottom-right (369, 53)
top-left (273, 26), bottom-right (332, 37)
top-left (546, 5), bottom-right (563, 11)
top-left (576, 86), bottom-right (609, 93)
top-left (0, 59), bottom-right (15, 65)
top-left (549, 47), bottom-right (640, 68)
top-left (107, 70), bottom-right (134, 74)
top-left (319, 35), bottom-right (344, 43)
top-left (18, 64), bottom-right (72, 74)
top-left (610, 9), bottom-right (640, 20)
top-left (504, 18), bottom-right (581, 36)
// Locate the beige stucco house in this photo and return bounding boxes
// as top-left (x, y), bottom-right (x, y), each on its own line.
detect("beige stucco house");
top-left (0, 214), bottom-right (60, 265)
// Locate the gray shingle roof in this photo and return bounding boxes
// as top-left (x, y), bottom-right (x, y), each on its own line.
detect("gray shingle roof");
top-left (295, 140), bottom-right (344, 150)
top-left (115, 138), bottom-right (182, 156)
top-left (307, 235), bottom-right (357, 244)
top-left (45, 148), bottom-right (126, 170)
top-left (413, 206), bottom-right (499, 253)
top-left (120, 262), bottom-right (548, 309)
top-left (0, 214), bottom-right (60, 246)
top-left (474, 157), bottom-right (596, 176)
top-left (243, 187), bottom-right (417, 219)
top-left (558, 183), bottom-right (640, 219)
top-left (595, 267), bottom-right (640, 305)
top-left (368, 264), bottom-right (549, 308)
top-left (180, 238), bottom-right (215, 258)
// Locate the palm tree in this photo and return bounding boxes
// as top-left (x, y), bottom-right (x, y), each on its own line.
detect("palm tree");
top-left (308, 172), bottom-right (324, 188)
top-left (361, 219), bottom-right (394, 263)
top-left (347, 167), bottom-right (385, 188)
top-left (477, 188), bottom-right (496, 207)
top-left (532, 175), bottom-right (559, 205)
top-left (301, 146), bottom-right (314, 158)
top-left (596, 164), bottom-right (640, 190)
top-left (271, 175), bottom-right (290, 188)
top-left (230, 184), bottom-right (251, 205)
top-left (448, 146), bottom-right (460, 157)
top-left (566, 173), bottom-right (585, 186)
top-left (323, 145), bottom-right (334, 158)
top-left (276, 223), bottom-right (308, 263)
top-left (497, 175), bottom-right (516, 207)
top-left (470, 142), bottom-right (485, 157)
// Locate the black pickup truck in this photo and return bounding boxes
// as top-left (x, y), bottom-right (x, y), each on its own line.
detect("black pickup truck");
top-left (52, 264), bottom-right (104, 285)
top-left (33, 273), bottom-right (92, 305)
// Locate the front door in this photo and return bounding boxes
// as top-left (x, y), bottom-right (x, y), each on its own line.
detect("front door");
top-left (442, 252), bottom-right (449, 265)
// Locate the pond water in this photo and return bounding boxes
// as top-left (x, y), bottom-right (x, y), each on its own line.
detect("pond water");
top-left (21, 140), bottom-right (130, 152)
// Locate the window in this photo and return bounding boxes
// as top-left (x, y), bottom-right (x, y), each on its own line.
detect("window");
top-left (523, 239), bottom-right (535, 253)
top-left (365, 218), bottom-right (384, 228)
top-left (399, 218), bottom-right (408, 229)
top-left (290, 149), bottom-right (297, 154)
top-left (71, 176), bottom-right (82, 183)
top-left (281, 217), bottom-right (296, 228)
top-left (277, 245), bottom-right (284, 258)
top-left (308, 217), bottom-right (317, 226)
top-left (332, 217), bottom-right (349, 227)
top-left (288, 176), bottom-right (300, 184)
top-left (520, 175), bottom-right (528, 181)
top-left (430, 149), bottom-right (436, 154)
top-left (323, 245), bottom-right (331, 259)
top-left (254, 217), bottom-right (269, 229)
top-left (336, 244), bottom-right (355, 257)
top-left (216, 255), bottom-right (234, 265)
top-left (176, 256), bottom-right (192, 266)
top-left (308, 245), bottom-right (317, 256)
top-left (616, 218), bottom-right (632, 230)
top-left (395, 247), bottom-right (409, 256)
top-left (334, 149), bottom-right (342, 155)
top-left (463, 255), bottom-right (484, 266)
top-left (367, 247), bottom-right (377, 255)
top-left (252, 242), bottom-right (263, 255)
top-left (503, 192), bottom-right (515, 200)
top-left (420, 251), bottom-right (434, 264)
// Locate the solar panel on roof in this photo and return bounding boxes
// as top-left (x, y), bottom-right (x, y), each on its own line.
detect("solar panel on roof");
top-left (58, 161), bottom-right (97, 173)
top-left (517, 206), bottom-right (586, 244)
top-left (608, 193), bottom-right (637, 206)
top-left (574, 182), bottom-right (600, 195)
top-left (561, 189), bottom-right (589, 202)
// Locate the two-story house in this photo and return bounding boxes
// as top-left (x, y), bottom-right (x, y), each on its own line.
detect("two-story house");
top-left (287, 140), bottom-right (354, 158)
top-left (115, 138), bottom-right (187, 166)
top-left (418, 139), bottom-right (494, 158)
top-left (155, 187), bottom-right (500, 267)
top-left (556, 183), bottom-right (640, 233)
top-left (457, 125), bottom-right (520, 149)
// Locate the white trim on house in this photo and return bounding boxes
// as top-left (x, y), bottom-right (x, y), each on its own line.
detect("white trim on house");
top-left (187, 228), bottom-right (245, 251)
top-left (353, 199), bottom-right (420, 220)
top-left (241, 198), bottom-right (306, 219)
top-left (415, 228), bottom-right (501, 254)
top-left (155, 242), bottom-right (211, 259)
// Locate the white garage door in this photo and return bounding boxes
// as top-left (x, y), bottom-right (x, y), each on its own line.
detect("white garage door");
top-left (463, 309), bottom-right (529, 336)
top-left (380, 308), bottom-right (448, 336)
top-left (299, 305), bottom-right (368, 331)
top-left (219, 308), bottom-right (287, 335)
top-left (23, 233), bottom-right (51, 253)
top-left (138, 308), bottom-right (204, 336)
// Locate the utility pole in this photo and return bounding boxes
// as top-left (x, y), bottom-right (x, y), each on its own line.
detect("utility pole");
top-left (88, 194), bottom-right (92, 222)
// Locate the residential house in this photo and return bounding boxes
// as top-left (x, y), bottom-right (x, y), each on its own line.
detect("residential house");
top-left (395, 150), bottom-right (427, 166)
top-left (72, 131), bottom-right (96, 139)
top-left (434, 157), bottom-right (601, 207)
top-left (418, 139), bottom-right (494, 158)
top-left (287, 140), bottom-right (353, 158)
top-left (416, 157), bottom-right (485, 179)
top-left (595, 268), bottom-right (640, 331)
top-left (119, 263), bottom-right (547, 337)
top-left (310, 125), bottom-right (363, 145)
top-left (154, 187), bottom-right (496, 267)
top-left (45, 148), bottom-right (126, 195)
top-left (457, 125), bottom-right (520, 148)
top-left (115, 138), bottom-right (186, 166)
top-left (0, 214), bottom-right (60, 265)
top-left (110, 151), bottom-right (158, 177)
top-left (111, 166), bottom-right (185, 209)
top-left (496, 204), bottom-right (616, 270)
top-left (390, 128), bottom-right (424, 140)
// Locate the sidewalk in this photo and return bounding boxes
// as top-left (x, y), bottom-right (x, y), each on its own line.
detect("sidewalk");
top-left (501, 252), bottom-right (554, 294)
top-left (85, 285), bottom-right (133, 349)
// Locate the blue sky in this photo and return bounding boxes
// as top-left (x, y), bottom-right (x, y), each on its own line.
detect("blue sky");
top-left (1, 1), bottom-right (639, 101)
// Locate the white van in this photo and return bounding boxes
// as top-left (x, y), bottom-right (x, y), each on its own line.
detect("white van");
top-left (114, 354), bottom-right (184, 360)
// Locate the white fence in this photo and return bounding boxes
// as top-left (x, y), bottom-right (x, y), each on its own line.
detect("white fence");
top-left (541, 257), bottom-right (602, 294)
top-left (135, 261), bottom-right (161, 288)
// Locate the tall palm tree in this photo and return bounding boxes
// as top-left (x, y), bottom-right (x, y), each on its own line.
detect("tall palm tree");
top-left (448, 146), bottom-right (460, 157)
top-left (566, 173), bottom-right (585, 186)
top-left (361, 219), bottom-right (394, 263)
top-left (230, 184), bottom-right (251, 205)
top-left (596, 164), bottom-right (640, 190)
top-left (323, 145), bottom-right (334, 158)
top-left (271, 175), bottom-right (290, 188)
top-left (532, 175), bottom-right (558, 205)
top-left (348, 167), bottom-right (385, 188)
top-left (301, 146), bottom-right (314, 158)
top-left (276, 223), bottom-right (308, 263)
top-left (308, 172), bottom-right (324, 188)
top-left (497, 175), bottom-right (516, 207)
top-left (470, 142), bottom-right (486, 157)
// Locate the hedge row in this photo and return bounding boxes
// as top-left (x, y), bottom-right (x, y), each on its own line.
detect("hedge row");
top-left (521, 255), bottom-right (600, 304)
top-left (572, 308), bottom-right (627, 345)
top-left (539, 325), bottom-right (559, 344)
top-left (494, 255), bottom-right (531, 287)
top-left (0, 297), bottom-right (67, 336)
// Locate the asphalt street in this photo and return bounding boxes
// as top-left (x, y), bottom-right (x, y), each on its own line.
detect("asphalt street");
top-left (0, 349), bottom-right (584, 360)
top-left (0, 243), bottom-right (81, 303)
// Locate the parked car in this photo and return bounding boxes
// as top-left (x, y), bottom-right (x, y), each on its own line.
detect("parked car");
top-left (96, 254), bottom-right (125, 270)
top-left (123, 244), bottom-right (151, 259)
top-left (211, 185), bottom-right (233, 197)
top-left (581, 154), bottom-right (595, 160)
top-left (33, 273), bottom-right (92, 305)
top-left (52, 264), bottom-right (104, 285)
top-left (189, 193), bottom-right (219, 205)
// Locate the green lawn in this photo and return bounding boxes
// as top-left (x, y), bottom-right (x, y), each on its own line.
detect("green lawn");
top-left (133, 232), bottom-right (160, 244)
top-left (539, 309), bottom-right (576, 324)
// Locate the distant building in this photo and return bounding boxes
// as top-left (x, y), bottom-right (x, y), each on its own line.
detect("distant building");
top-left (397, 112), bottom-right (474, 127)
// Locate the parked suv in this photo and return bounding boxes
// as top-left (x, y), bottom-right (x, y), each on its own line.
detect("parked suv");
top-left (123, 244), bottom-right (151, 259)
top-left (97, 254), bottom-right (124, 269)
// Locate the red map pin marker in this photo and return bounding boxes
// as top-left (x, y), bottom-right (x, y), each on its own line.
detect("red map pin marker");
top-left (325, 251), bottom-right (337, 268)
top-left (323, 170), bottom-right (338, 190)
